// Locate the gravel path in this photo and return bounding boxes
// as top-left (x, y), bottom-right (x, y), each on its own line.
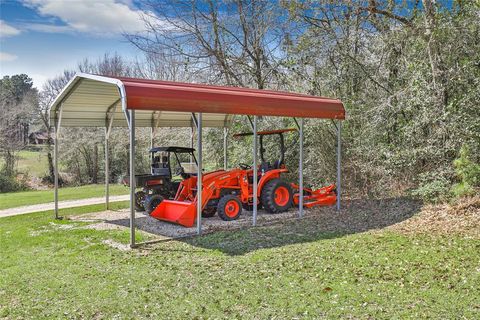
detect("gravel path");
top-left (0, 195), bottom-right (129, 218)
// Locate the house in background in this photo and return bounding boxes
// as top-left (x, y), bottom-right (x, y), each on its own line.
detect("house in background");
top-left (28, 131), bottom-right (51, 145)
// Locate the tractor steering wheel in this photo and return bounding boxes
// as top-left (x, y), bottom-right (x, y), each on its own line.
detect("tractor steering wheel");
top-left (238, 163), bottom-right (251, 170)
top-left (174, 166), bottom-right (184, 176)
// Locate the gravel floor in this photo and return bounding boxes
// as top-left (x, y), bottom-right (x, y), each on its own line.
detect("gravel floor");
top-left (70, 206), bottom-right (321, 239)
top-left (70, 197), bottom-right (446, 241)
top-left (68, 196), bottom-right (479, 246)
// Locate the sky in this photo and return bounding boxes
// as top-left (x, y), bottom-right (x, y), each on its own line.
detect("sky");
top-left (0, 0), bottom-right (154, 89)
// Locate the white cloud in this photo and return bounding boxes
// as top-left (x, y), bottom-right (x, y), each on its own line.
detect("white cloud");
top-left (0, 52), bottom-right (18, 62)
top-left (23, 0), bottom-right (165, 36)
top-left (22, 23), bottom-right (74, 34)
top-left (0, 20), bottom-right (21, 37)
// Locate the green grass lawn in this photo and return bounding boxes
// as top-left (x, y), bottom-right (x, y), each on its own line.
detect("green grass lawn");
top-left (0, 184), bottom-right (129, 210)
top-left (0, 148), bottom-right (49, 178)
top-left (16, 149), bottom-right (49, 177)
top-left (0, 204), bottom-right (478, 319)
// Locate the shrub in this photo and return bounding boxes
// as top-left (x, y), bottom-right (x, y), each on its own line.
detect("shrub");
top-left (0, 174), bottom-right (29, 193)
top-left (451, 145), bottom-right (480, 198)
top-left (411, 172), bottom-right (452, 203)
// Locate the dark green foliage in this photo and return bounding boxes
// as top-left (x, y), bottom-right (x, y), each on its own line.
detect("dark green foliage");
top-left (0, 74), bottom-right (34, 104)
top-left (452, 144), bottom-right (480, 197)
top-left (0, 173), bottom-right (28, 193)
top-left (280, 1), bottom-right (480, 200)
top-left (411, 172), bottom-right (452, 203)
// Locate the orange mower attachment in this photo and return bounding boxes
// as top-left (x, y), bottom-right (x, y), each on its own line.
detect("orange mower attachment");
top-left (292, 183), bottom-right (337, 208)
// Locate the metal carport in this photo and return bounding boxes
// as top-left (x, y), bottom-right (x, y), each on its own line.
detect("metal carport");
top-left (50, 73), bottom-right (345, 248)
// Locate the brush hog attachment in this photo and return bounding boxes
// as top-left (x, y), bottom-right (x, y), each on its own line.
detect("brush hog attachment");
top-left (150, 200), bottom-right (197, 227)
top-left (292, 184), bottom-right (337, 208)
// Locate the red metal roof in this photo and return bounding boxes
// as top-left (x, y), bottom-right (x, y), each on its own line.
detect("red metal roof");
top-left (116, 76), bottom-right (345, 120)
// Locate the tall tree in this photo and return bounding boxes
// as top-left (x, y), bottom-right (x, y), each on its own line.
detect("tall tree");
top-left (127, 0), bottom-right (288, 89)
top-left (0, 74), bottom-right (37, 176)
top-left (285, 0), bottom-right (480, 197)
top-left (38, 70), bottom-right (75, 182)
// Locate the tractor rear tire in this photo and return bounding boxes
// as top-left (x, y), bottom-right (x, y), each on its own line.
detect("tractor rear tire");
top-left (135, 191), bottom-right (146, 211)
top-left (261, 178), bottom-right (293, 213)
top-left (217, 195), bottom-right (242, 221)
top-left (144, 194), bottom-right (164, 215)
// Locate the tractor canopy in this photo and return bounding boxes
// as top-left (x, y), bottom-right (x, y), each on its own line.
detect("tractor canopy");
top-left (149, 146), bottom-right (195, 153)
top-left (232, 128), bottom-right (297, 137)
top-left (234, 128), bottom-right (297, 172)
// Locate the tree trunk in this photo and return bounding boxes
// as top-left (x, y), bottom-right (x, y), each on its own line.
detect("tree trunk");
top-left (3, 150), bottom-right (16, 177)
top-left (93, 144), bottom-right (98, 184)
top-left (422, 0), bottom-right (448, 110)
top-left (46, 129), bottom-right (55, 183)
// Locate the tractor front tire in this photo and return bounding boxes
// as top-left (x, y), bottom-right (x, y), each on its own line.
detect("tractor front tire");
top-left (135, 191), bottom-right (146, 211)
top-left (218, 195), bottom-right (242, 221)
top-left (261, 178), bottom-right (293, 213)
top-left (144, 194), bottom-right (164, 214)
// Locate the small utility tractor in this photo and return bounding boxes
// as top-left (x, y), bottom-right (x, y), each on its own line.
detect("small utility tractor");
top-left (147, 128), bottom-right (337, 227)
top-left (123, 146), bottom-right (198, 213)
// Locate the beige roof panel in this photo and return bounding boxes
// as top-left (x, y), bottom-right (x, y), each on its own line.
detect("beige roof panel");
top-left (50, 74), bottom-right (234, 128)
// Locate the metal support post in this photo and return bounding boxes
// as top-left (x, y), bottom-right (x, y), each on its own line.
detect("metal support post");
top-left (191, 127), bottom-right (194, 148)
top-left (129, 110), bottom-right (136, 247)
top-left (299, 118), bottom-right (304, 217)
top-left (196, 113), bottom-right (203, 235)
top-left (190, 127), bottom-right (194, 162)
top-left (104, 99), bottom-right (118, 211)
top-left (252, 116), bottom-right (258, 226)
top-left (105, 128), bottom-right (109, 210)
top-left (223, 127), bottom-right (228, 170)
top-left (53, 126), bottom-right (59, 219)
top-left (150, 127), bottom-right (154, 150)
top-left (336, 121), bottom-right (342, 211)
top-left (53, 103), bottom-right (63, 219)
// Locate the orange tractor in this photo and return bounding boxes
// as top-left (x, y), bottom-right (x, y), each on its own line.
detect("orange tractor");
top-left (148, 129), bottom-right (337, 227)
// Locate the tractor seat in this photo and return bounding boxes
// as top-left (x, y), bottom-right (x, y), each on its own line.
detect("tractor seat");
top-left (260, 162), bottom-right (272, 173)
top-left (273, 160), bottom-right (281, 169)
top-left (152, 167), bottom-right (171, 176)
top-left (152, 156), bottom-right (160, 169)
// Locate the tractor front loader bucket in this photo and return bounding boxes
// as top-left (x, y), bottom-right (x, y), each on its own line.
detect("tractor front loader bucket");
top-left (149, 177), bottom-right (217, 228)
top-left (150, 200), bottom-right (197, 227)
top-left (292, 183), bottom-right (337, 208)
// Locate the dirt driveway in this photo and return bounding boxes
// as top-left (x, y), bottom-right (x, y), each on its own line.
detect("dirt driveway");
top-left (0, 195), bottom-right (129, 218)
